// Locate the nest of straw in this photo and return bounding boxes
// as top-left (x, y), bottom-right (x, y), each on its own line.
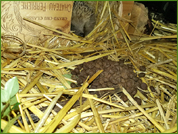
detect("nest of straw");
top-left (1, 1), bottom-right (177, 133)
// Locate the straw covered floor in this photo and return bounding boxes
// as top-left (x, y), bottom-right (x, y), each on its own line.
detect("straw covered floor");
top-left (1, 1), bottom-right (177, 133)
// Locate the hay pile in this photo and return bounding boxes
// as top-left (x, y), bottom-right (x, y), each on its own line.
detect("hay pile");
top-left (1, 1), bottom-right (177, 133)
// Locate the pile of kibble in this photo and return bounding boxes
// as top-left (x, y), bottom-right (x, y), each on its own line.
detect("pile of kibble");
top-left (71, 57), bottom-right (154, 105)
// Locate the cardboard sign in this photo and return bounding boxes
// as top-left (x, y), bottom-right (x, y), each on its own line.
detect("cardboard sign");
top-left (1, 1), bottom-right (73, 41)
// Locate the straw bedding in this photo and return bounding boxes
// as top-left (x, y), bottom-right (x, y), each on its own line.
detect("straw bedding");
top-left (1, 1), bottom-right (177, 133)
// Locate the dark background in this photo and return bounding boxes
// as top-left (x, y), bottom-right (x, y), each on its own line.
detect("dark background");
top-left (136, 1), bottom-right (177, 23)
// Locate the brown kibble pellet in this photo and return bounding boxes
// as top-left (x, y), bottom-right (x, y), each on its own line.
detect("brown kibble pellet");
top-left (121, 70), bottom-right (128, 79)
top-left (71, 75), bottom-right (77, 80)
top-left (113, 84), bottom-right (119, 89)
top-left (91, 85), bottom-right (96, 89)
top-left (71, 70), bottom-right (77, 75)
top-left (141, 82), bottom-right (147, 90)
top-left (138, 73), bottom-right (145, 77)
top-left (77, 64), bottom-right (83, 69)
top-left (150, 86), bottom-right (156, 92)
top-left (139, 66), bottom-right (146, 71)
top-left (71, 83), bottom-right (77, 88)
top-left (138, 79), bottom-right (142, 84)
top-left (132, 74), bottom-right (139, 81)
top-left (127, 88), bottom-right (133, 94)
top-left (121, 78), bottom-right (125, 83)
top-left (107, 82), bottom-right (113, 87)
top-left (129, 73), bottom-right (134, 79)
top-left (134, 97), bottom-right (141, 105)
top-left (86, 69), bottom-right (91, 75)
top-left (122, 94), bottom-right (128, 102)
top-left (115, 77), bottom-right (121, 83)
top-left (112, 79), bottom-right (118, 84)
top-left (103, 77), bottom-right (108, 82)
top-left (77, 78), bottom-right (83, 85)
top-left (131, 89), bottom-right (137, 96)
top-left (108, 69), bottom-right (115, 74)
top-left (95, 63), bottom-right (101, 68)
top-left (127, 79), bottom-right (134, 88)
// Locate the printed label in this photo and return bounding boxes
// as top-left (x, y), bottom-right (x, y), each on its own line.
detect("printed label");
top-left (1, 1), bottom-right (73, 41)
